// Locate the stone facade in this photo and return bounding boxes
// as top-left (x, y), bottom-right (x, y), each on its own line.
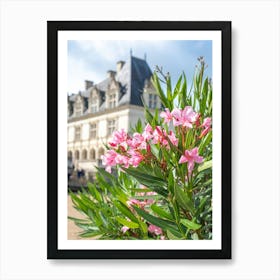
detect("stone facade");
top-left (67, 55), bottom-right (159, 179)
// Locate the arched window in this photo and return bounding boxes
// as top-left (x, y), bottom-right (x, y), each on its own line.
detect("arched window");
top-left (74, 150), bottom-right (80, 160)
top-left (68, 151), bottom-right (73, 160)
top-left (97, 148), bottom-right (105, 166)
top-left (82, 149), bottom-right (87, 160)
top-left (90, 149), bottom-right (96, 160)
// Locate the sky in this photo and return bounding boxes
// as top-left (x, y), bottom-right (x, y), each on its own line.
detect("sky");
top-left (67, 40), bottom-right (212, 94)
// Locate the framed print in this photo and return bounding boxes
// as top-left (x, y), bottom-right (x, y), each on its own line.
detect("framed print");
top-left (47, 21), bottom-right (231, 259)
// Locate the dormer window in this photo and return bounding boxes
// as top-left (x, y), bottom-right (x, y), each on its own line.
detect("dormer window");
top-left (75, 97), bottom-right (83, 117)
top-left (148, 94), bottom-right (157, 109)
top-left (91, 96), bottom-right (98, 113)
top-left (108, 92), bottom-right (117, 108)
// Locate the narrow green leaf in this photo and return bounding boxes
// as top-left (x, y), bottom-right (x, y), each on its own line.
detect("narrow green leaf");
top-left (79, 231), bottom-right (102, 238)
top-left (180, 219), bottom-right (201, 230)
top-left (151, 204), bottom-right (173, 220)
top-left (173, 74), bottom-right (183, 101)
top-left (113, 200), bottom-right (138, 223)
top-left (166, 229), bottom-right (183, 240)
top-left (199, 131), bottom-right (212, 154)
top-left (67, 216), bottom-right (88, 223)
top-left (197, 160), bottom-right (212, 172)
top-left (88, 182), bottom-right (103, 202)
top-left (139, 221), bottom-right (148, 235)
top-left (124, 168), bottom-right (168, 197)
top-left (116, 217), bottom-right (139, 229)
top-left (152, 73), bottom-right (169, 108)
top-left (174, 184), bottom-right (195, 214)
top-left (133, 206), bottom-right (177, 232)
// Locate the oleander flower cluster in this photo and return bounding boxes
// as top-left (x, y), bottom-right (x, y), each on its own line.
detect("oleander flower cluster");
top-left (101, 106), bottom-right (211, 178)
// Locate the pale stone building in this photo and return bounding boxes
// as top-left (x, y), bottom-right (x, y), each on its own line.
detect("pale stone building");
top-left (67, 55), bottom-right (160, 179)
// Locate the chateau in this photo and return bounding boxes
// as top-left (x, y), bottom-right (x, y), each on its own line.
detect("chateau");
top-left (67, 54), bottom-right (160, 179)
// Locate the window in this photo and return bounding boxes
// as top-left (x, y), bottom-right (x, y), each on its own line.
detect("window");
top-left (89, 123), bottom-right (97, 138)
top-left (82, 149), bottom-right (87, 160)
top-left (75, 102), bottom-right (82, 117)
top-left (75, 126), bottom-right (81, 141)
top-left (91, 97), bottom-right (98, 113)
top-left (108, 93), bottom-right (116, 108)
top-left (148, 94), bottom-right (157, 109)
top-left (68, 151), bottom-right (73, 160)
top-left (107, 119), bottom-right (116, 135)
top-left (90, 149), bottom-right (96, 160)
top-left (74, 150), bottom-right (80, 160)
top-left (98, 147), bottom-right (105, 167)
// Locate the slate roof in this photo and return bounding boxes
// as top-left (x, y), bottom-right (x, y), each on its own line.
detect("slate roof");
top-left (68, 55), bottom-right (154, 114)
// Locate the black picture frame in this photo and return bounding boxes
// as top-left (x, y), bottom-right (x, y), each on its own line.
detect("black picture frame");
top-left (47, 21), bottom-right (231, 259)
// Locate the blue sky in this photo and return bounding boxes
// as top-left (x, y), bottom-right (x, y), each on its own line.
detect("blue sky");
top-left (68, 40), bottom-right (212, 94)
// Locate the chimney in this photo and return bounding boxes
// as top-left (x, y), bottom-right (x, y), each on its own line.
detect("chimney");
top-left (107, 70), bottom-right (116, 79)
top-left (85, 80), bottom-right (93, 90)
top-left (116, 61), bottom-right (125, 72)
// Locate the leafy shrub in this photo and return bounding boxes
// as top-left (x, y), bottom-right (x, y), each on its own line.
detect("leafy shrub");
top-left (69, 58), bottom-right (212, 240)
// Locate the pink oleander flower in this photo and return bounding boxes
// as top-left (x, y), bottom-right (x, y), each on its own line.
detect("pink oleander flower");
top-left (171, 106), bottom-right (197, 128)
top-left (167, 131), bottom-right (178, 146)
top-left (152, 126), bottom-right (168, 146)
top-left (160, 235), bottom-right (166, 240)
top-left (160, 108), bottom-right (173, 124)
top-left (142, 124), bottom-right (153, 141)
top-left (171, 108), bottom-right (183, 126)
top-left (137, 186), bottom-right (157, 205)
top-left (121, 226), bottom-right (129, 233)
top-left (127, 132), bottom-right (146, 150)
top-left (101, 150), bottom-right (119, 173)
top-left (179, 147), bottom-right (204, 176)
top-left (127, 198), bottom-right (147, 208)
top-left (108, 129), bottom-right (128, 148)
top-left (148, 224), bottom-right (163, 235)
top-left (200, 117), bottom-right (212, 138)
top-left (115, 154), bottom-right (130, 168)
top-left (181, 106), bottom-right (197, 128)
top-left (194, 113), bottom-right (201, 127)
top-left (128, 150), bottom-right (144, 167)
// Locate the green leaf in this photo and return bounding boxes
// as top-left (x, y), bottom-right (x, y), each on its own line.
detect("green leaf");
top-left (152, 73), bottom-right (169, 108)
top-left (197, 160), bottom-right (212, 172)
top-left (151, 204), bottom-right (173, 220)
top-left (124, 168), bottom-right (168, 198)
top-left (116, 217), bottom-right (139, 229)
top-left (166, 229), bottom-right (183, 240)
top-left (129, 188), bottom-right (153, 193)
top-left (67, 216), bottom-right (88, 223)
top-left (198, 131), bottom-right (212, 154)
top-left (113, 200), bottom-right (139, 223)
top-left (88, 182), bottom-right (103, 202)
top-left (133, 206), bottom-right (177, 232)
top-left (173, 74), bottom-right (183, 101)
top-left (180, 219), bottom-right (201, 230)
top-left (174, 184), bottom-right (195, 214)
top-left (79, 231), bottom-right (103, 238)
top-left (139, 221), bottom-right (148, 235)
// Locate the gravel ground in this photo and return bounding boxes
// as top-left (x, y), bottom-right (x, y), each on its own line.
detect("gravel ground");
top-left (67, 195), bottom-right (84, 239)
top-left (68, 195), bottom-right (97, 240)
